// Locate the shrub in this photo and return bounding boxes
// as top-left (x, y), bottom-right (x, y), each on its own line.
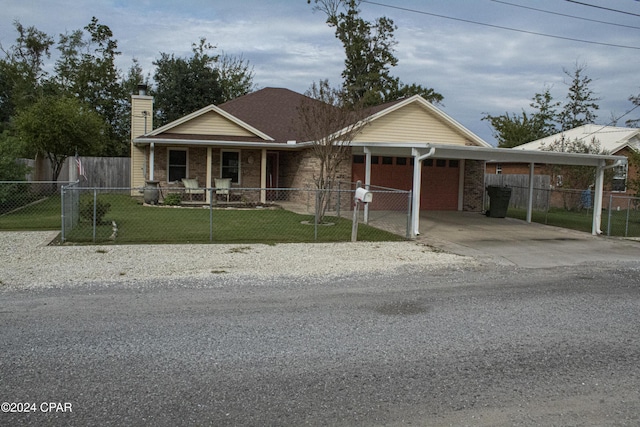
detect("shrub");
top-left (80, 198), bottom-right (111, 224)
top-left (163, 193), bottom-right (182, 206)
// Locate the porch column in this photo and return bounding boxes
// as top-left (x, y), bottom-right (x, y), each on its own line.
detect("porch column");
top-left (206, 147), bottom-right (212, 203)
top-left (526, 162), bottom-right (534, 223)
top-left (260, 149), bottom-right (267, 204)
top-left (592, 161), bottom-right (605, 235)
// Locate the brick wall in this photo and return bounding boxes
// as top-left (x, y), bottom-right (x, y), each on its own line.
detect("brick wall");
top-left (463, 160), bottom-right (485, 212)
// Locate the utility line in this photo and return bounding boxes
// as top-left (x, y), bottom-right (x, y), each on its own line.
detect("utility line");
top-left (564, 0), bottom-right (640, 17)
top-left (491, 0), bottom-right (640, 30)
top-left (360, 0), bottom-right (640, 50)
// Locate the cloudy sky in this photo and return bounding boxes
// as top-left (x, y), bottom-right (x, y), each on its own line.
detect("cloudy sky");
top-left (2, 0), bottom-right (640, 144)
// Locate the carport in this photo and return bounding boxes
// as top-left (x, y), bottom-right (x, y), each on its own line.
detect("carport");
top-left (351, 142), bottom-right (627, 238)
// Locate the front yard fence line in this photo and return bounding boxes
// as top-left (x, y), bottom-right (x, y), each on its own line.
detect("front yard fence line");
top-left (0, 181), bottom-right (411, 244)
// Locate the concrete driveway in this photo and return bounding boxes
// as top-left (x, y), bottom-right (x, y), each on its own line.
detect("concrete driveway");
top-left (419, 211), bottom-right (640, 268)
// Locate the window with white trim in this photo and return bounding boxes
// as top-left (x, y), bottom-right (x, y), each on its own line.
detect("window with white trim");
top-left (221, 150), bottom-right (240, 184)
top-left (168, 148), bottom-right (187, 182)
top-left (612, 164), bottom-right (627, 192)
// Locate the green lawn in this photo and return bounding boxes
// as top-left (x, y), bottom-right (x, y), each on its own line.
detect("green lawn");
top-left (1, 193), bottom-right (403, 244)
top-left (0, 195), bottom-right (62, 230)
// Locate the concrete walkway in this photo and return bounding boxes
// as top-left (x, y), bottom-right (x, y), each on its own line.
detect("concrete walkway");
top-left (418, 211), bottom-right (640, 268)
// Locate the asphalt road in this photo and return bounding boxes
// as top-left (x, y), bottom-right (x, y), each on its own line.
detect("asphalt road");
top-left (2, 262), bottom-right (640, 426)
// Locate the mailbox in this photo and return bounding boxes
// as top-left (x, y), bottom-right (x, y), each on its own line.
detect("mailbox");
top-left (355, 187), bottom-right (373, 203)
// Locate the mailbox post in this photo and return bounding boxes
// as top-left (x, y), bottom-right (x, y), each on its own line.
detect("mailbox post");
top-left (352, 185), bottom-right (373, 242)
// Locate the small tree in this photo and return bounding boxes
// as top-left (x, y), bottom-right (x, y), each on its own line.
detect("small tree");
top-left (14, 96), bottom-right (106, 181)
top-left (297, 80), bottom-right (368, 222)
top-left (482, 87), bottom-right (560, 148)
top-left (541, 136), bottom-right (612, 210)
top-left (559, 63), bottom-right (600, 131)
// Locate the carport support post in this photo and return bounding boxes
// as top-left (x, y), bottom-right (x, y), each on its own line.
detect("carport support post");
top-left (411, 151), bottom-right (421, 237)
top-left (592, 161), bottom-right (605, 235)
top-left (526, 162), bottom-right (534, 223)
top-left (411, 147), bottom-right (435, 237)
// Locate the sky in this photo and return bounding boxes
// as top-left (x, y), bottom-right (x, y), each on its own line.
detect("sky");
top-left (2, 0), bottom-right (640, 145)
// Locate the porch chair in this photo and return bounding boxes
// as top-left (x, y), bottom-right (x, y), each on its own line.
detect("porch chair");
top-left (181, 178), bottom-right (205, 201)
top-left (214, 178), bottom-right (231, 202)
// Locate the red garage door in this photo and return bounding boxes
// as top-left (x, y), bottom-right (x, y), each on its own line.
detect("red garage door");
top-left (352, 155), bottom-right (459, 210)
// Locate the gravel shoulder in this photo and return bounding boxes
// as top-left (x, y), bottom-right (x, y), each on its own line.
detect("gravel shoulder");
top-left (0, 231), bottom-right (473, 288)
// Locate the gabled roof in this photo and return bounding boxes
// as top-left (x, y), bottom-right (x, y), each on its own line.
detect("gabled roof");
top-left (147, 103), bottom-right (273, 141)
top-left (218, 87), bottom-right (323, 143)
top-left (354, 94), bottom-right (492, 147)
top-left (515, 124), bottom-right (640, 154)
top-left (135, 87), bottom-right (491, 148)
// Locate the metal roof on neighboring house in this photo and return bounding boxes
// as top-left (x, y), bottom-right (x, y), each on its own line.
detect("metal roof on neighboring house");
top-left (514, 124), bottom-right (640, 154)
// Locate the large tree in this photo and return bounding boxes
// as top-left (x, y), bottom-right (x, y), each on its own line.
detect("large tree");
top-left (153, 38), bottom-right (255, 126)
top-left (14, 96), bottom-right (106, 181)
top-left (308, 0), bottom-right (442, 107)
top-left (54, 17), bottom-right (128, 156)
top-left (0, 21), bottom-right (54, 128)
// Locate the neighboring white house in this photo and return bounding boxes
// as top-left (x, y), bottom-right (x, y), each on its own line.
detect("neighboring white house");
top-left (513, 125), bottom-right (640, 193)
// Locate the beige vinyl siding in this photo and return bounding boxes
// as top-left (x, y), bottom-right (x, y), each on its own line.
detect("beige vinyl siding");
top-left (130, 146), bottom-right (147, 189)
top-left (168, 111), bottom-right (255, 137)
top-left (131, 95), bottom-right (153, 138)
top-left (353, 103), bottom-right (473, 146)
top-left (130, 95), bottom-right (153, 194)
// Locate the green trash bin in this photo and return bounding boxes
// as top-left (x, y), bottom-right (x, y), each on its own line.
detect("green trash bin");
top-left (486, 186), bottom-right (512, 218)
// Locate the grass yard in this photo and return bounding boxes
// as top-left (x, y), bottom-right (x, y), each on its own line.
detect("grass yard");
top-left (0, 195), bottom-right (62, 230)
top-left (1, 193), bottom-right (403, 244)
top-left (507, 207), bottom-right (640, 237)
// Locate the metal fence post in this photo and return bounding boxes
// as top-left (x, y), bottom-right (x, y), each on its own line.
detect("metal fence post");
top-left (545, 188), bottom-right (550, 225)
top-left (61, 184), bottom-right (66, 242)
top-left (607, 193), bottom-right (613, 236)
top-left (209, 188), bottom-right (214, 242)
top-left (93, 188), bottom-right (97, 243)
top-left (314, 189), bottom-right (319, 241)
top-left (626, 197), bottom-right (631, 237)
top-left (336, 181), bottom-right (341, 219)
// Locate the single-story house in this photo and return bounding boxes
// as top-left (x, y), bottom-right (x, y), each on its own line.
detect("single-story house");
top-left (130, 86), bottom-right (626, 236)
top-left (486, 125), bottom-right (639, 209)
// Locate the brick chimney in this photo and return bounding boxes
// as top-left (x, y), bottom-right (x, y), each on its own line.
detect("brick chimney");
top-left (131, 85), bottom-right (153, 190)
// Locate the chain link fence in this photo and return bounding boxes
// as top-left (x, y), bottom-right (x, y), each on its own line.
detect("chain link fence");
top-left (492, 184), bottom-right (640, 238)
top-left (0, 181), bottom-right (74, 231)
top-left (1, 181), bottom-right (411, 244)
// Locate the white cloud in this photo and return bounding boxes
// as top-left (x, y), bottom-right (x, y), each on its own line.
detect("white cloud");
top-left (2, 0), bottom-right (640, 144)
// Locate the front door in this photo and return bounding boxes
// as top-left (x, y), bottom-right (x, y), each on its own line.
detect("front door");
top-left (266, 152), bottom-right (279, 201)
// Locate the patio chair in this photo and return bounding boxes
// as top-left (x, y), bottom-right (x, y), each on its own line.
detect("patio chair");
top-left (215, 178), bottom-right (231, 202)
top-left (181, 178), bottom-right (205, 201)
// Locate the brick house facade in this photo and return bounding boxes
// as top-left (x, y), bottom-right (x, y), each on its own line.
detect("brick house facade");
top-left (130, 87), bottom-right (503, 238)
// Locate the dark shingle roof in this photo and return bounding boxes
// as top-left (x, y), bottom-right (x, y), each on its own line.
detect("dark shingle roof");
top-left (218, 87), bottom-right (320, 143)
